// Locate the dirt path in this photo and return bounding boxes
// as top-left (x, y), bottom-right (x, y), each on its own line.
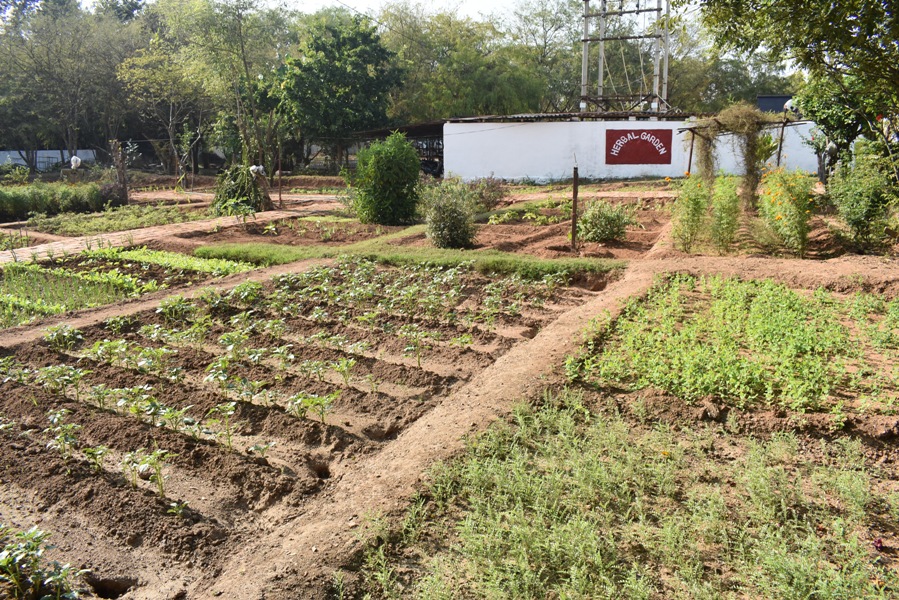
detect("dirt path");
top-left (187, 267), bottom-right (656, 600)
top-left (0, 198), bottom-right (342, 265)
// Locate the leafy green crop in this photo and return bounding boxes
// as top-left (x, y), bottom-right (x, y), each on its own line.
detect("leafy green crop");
top-left (82, 246), bottom-right (254, 276)
top-left (569, 275), bottom-right (886, 411)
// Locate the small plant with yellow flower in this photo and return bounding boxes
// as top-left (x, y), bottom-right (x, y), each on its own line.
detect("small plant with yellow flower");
top-left (759, 168), bottom-right (814, 257)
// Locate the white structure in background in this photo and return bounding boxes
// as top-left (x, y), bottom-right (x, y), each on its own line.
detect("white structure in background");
top-left (443, 120), bottom-right (817, 182)
top-left (0, 149), bottom-right (97, 171)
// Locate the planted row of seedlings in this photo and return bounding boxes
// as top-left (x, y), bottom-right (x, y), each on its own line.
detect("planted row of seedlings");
top-left (0, 247), bottom-right (253, 328)
top-left (0, 258), bottom-right (590, 596)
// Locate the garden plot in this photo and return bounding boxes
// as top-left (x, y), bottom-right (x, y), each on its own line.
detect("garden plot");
top-left (567, 274), bottom-right (899, 416)
top-left (360, 275), bottom-right (899, 599)
top-left (0, 258), bottom-right (597, 599)
top-left (390, 195), bottom-right (672, 260)
top-left (0, 248), bottom-right (253, 329)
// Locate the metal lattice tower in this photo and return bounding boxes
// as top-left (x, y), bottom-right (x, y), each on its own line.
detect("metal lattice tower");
top-left (580, 0), bottom-right (671, 113)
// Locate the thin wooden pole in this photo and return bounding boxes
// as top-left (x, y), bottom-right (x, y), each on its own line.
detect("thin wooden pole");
top-left (687, 130), bottom-right (695, 175)
top-left (278, 141), bottom-right (283, 209)
top-left (571, 166), bottom-right (579, 252)
top-left (776, 113), bottom-right (788, 166)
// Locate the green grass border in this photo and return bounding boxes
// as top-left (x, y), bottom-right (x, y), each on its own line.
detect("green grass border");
top-left (195, 224), bottom-right (625, 278)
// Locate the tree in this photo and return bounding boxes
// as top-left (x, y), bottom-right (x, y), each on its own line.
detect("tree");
top-left (505, 0), bottom-right (582, 112)
top-left (378, 3), bottom-right (543, 122)
top-left (694, 0), bottom-right (899, 180)
top-left (279, 11), bottom-right (401, 165)
top-left (118, 35), bottom-right (209, 176)
top-left (151, 0), bottom-right (297, 168)
top-left (0, 1), bottom-right (142, 161)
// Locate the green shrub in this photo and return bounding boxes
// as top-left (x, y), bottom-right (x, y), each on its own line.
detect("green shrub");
top-left (577, 200), bottom-right (638, 243)
top-left (672, 176), bottom-right (710, 252)
top-left (212, 165), bottom-right (267, 217)
top-left (828, 143), bottom-right (898, 246)
top-left (710, 175), bottom-right (741, 253)
top-left (759, 168), bottom-right (814, 257)
top-left (423, 178), bottom-right (478, 248)
top-left (0, 182), bottom-right (114, 222)
top-left (351, 132), bottom-right (420, 225)
top-left (470, 175), bottom-right (507, 211)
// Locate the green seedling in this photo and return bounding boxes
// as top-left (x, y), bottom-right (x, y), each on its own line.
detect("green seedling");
top-left (44, 410), bottom-right (80, 462)
top-left (104, 315), bottom-right (135, 334)
top-left (167, 501), bottom-right (189, 518)
top-left (156, 295), bottom-right (196, 324)
top-left (206, 402), bottom-right (238, 451)
top-left (43, 325), bottom-right (83, 352)
top-left (83, 445), bottom-right (109, 473)
top-left (333, 358), bottom-right (356, 387)
top-left (141, 448), bottom-right (177, 498)
top-left (248, 441), bottom-right (276, 457)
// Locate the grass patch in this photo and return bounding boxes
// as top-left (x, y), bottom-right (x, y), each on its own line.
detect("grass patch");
top-left (359, 390), bottom-right (898, 598)
top-left (196, 228), bottom-right (623, 279)
top-left (567, 274), bottom-right (899, 413)
top-left (26, 203), bottom-right (210, 236)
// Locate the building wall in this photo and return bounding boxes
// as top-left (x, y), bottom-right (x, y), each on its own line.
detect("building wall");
top-left (443, 120), bottom-right (817, 182)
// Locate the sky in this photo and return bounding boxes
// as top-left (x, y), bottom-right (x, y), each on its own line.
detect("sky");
top-left (281, 0), bottom-right (518, 20)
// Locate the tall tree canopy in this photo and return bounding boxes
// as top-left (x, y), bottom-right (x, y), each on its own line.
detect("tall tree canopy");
top-left (693, 0), bottom-right (898, 176)
top-left (279, 11), bottom-right (401, 161)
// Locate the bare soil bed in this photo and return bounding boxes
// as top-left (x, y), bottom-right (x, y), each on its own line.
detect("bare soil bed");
top-left (389, 197), bottom-right (671, 261)
top-left (171, 219), bottom-right (404, 250)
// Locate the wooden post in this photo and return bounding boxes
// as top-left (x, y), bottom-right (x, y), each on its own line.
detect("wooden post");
top-left (110, 139), bottom-right (129, 204)
top-left (687, 130), bottom-right (695, 175)
top-left (776, 113), bottom-right (788, 166)
top-left (278, 142), bottom-right (283, 209)
top-left (571, 166), bottom-right (579, 252)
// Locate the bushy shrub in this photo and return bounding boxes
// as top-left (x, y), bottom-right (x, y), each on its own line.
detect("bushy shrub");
top-left (577, 200), bottom-right (638, 243)
top-left (351, 132), bottom-right (420, 225)
top-left (212, 165), bottom-right (267, 217)
top-left (470, 175), bottom-right (507, 211)
top-left (710, 175), bottom-right (741, 254)
top-left (828, 144), bottom-right (898, 246)
top-left (673, 176), bottom-right (710, 252)
top-left (759, 168), bottom-right (814, 257)
top-left (0, 182), bottom-right (112, 222)
top-left (423, 178), bottom-right (478, 248)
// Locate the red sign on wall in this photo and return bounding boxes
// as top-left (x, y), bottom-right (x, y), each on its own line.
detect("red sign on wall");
top-left (605, 129), bottom-right (673, 165)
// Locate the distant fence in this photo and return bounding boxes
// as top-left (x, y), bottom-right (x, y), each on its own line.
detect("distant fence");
top-left (0, 150), bottom-right (98, 171)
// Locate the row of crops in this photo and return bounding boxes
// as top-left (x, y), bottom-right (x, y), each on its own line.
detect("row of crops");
top-left (0, 247), bottom-right (253, 328)
top-left (0, 258), bottom-right (587, 593)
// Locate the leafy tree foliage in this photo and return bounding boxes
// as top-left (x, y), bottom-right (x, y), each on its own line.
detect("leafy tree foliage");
top-left (279, 11), bottom-right (400, 163)
top-left (694, 0), bottom-right (898, 180)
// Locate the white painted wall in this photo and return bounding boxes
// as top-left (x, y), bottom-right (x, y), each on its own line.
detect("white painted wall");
top-left (0, 149), bottom-right (97, 171)
top-left (443, 120), bottom-right (818, 182)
